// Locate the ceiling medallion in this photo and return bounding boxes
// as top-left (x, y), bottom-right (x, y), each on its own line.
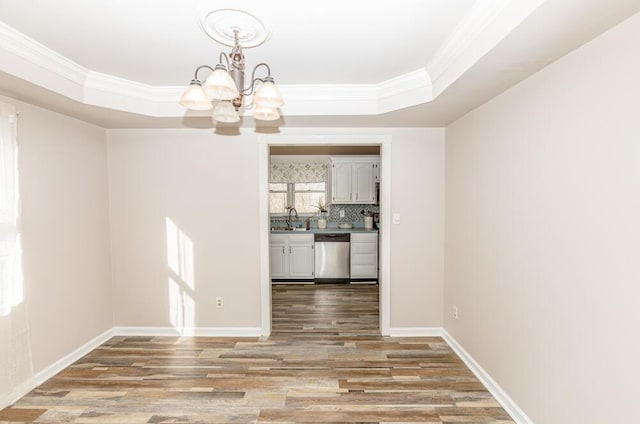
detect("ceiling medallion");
top-left (199, 9), bottom-right (271, 48)
top-left (179, 9), bottom-right (282, 125)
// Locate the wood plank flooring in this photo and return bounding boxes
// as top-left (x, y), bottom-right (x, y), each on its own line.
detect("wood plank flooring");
top-left (1, 284), bottom-right (514, 423)
top-left (271, 284), bottom-right (379, 335)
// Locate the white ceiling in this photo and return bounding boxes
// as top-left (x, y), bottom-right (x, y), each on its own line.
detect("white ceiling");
top-left (0, 0), bottom-right (639, 129)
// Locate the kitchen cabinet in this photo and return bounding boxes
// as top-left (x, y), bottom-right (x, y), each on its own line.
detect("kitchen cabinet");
top-left (330, 156), bottom-right (379, 204)
top-left (350, 232), bottom-right (378, 282)
top-left (373, 160), bottom-right (380, 183)
top-left (269, 236), bottom-right (288, 278)
top-left (270, 233), bottom-right (314, 281)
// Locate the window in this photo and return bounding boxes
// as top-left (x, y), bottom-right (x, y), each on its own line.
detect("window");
top-left (269, 182), bottom-right (326, 215)
top-left (1, 103), bottom-right (23, 317)
top-left (269, 183), bottom-right (288, 214)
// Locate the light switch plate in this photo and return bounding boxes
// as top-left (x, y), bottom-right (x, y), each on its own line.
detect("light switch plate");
top-left (393, 213), bottom-right (400, 224)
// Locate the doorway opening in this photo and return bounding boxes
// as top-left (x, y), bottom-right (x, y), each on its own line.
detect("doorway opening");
top-left (258, 135), bottom-right (392, 337)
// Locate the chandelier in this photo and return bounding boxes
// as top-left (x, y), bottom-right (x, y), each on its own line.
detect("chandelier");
top-left (178, 9), bottom-right (284, 124)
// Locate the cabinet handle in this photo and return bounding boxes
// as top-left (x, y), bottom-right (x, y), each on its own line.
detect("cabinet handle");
top-left (289, 247), bottom-right (292, 254)
top-left (282, 247), bottom-right (285, 254)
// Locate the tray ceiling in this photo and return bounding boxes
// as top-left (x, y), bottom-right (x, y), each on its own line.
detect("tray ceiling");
top-left (0, 0), bottom-right (639, 128)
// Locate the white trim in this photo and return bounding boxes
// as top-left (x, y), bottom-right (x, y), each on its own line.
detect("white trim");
top-left (112, 326), bottom-right (262, 337)
top-left (0, 327), bottom-right (114, 409)
top-left (258, 142), bottom-right (272, 337)
top-left (378, 142), bottom-right (391, 336)
top-left (427, 0), bottom-right (546, 97)
top-left (388, 327), bottom-right (442, 337)
top-left (377, 69), bottom-right (433, 114)
top-left (0, 21), bottom-right (86, 88)
top-left (441, 329), bottom-right (533, 424)
top-left (257, 134), bottom-right (392, 337)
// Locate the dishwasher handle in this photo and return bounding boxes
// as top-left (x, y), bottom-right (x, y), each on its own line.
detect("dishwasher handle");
top-left (314, 233), bottom-right (350, 243)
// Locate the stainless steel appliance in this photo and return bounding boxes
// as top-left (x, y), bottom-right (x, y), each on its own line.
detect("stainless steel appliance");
top-left (314, 233), bottom-right (350, 283)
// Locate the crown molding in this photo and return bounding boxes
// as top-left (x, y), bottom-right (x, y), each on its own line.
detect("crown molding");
top-left (0, 1), bottom-right (540, 119)
top-left (83, 71), bottom-right (184, 115)
top-left (427, 0), bottom-right (546, 97)
top-left (0, 20), bottom-right (86, 99)
top-left (0, 20), bottom-right (432, 118)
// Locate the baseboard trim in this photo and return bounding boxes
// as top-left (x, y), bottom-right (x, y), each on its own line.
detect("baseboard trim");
top-left (441, 329), bottom-right (533, 424)
top-left (388, 327), bottom-right (442, 337)
top-left (0, 327), bottom-right (114, 409)
top-left (112, 326), bottom-right (262, 337)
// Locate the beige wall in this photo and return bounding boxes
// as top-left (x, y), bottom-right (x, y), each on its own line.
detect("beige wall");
top-left (445, 12), bottom-right (640, 423)
top-left (107, 128), bottom-right (263, 328)
top-left (107, 127), bottom-right (445, 330)
top-left (389, 130), bottom-right (444, 327)
top-left (0, 96), bottom-right (112, 404)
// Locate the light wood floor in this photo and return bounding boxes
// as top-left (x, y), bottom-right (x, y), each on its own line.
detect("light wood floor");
top-left (0, 284), bottom-right (513, 423)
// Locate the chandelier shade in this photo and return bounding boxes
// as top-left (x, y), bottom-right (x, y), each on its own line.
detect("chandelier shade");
top-left (203, 66), bottom-right (240, 100)
top-left (179, 81), bottom-right (213, 111)
top-left (254, 78), bottom-right (284, 109)
top-left (212, 101), bottom-right (240, 123)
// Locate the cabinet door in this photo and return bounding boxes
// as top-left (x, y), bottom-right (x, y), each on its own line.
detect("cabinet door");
top-left (269, 242), bottom-right (288, 278)
top-left (373, 160), bottom-right (380, 183)
top-left (289, 243), bottom-right (314, 277)
top-left (331, 162), bottom-right (352, 203)
top-left (289, 234), bottom-right (315, 278)
top-left (270, 235), bottom-right (289, 278)
top-left (353, 162), bottom-right (375, 204)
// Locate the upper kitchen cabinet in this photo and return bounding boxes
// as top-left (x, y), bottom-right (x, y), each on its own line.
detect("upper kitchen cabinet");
top-left (329, 156), bottom-right (379, 204)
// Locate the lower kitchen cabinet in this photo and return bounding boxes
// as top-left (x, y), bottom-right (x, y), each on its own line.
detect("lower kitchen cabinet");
top-left (270, 233), bottom-right (314, 281)
top-left (350, 232), bottom-right (378, 282)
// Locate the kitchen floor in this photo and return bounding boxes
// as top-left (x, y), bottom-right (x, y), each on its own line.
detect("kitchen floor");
top-left (0, 284), bottom-right (514, 423)
top-left (271, 283), bottom-right (380, 334)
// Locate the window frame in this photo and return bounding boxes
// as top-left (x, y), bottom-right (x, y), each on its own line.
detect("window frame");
top-left (269, 182), bottom-right (326, 216)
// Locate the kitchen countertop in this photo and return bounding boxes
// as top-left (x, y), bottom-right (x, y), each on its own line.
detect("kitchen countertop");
top-left (270, 227), bottom-right (378, 234)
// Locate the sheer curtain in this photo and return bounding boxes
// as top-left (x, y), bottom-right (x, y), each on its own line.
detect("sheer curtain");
top-left (0, 102), bottom-right (31, 406)
top-left (0, 102), bottom-right (22, 316)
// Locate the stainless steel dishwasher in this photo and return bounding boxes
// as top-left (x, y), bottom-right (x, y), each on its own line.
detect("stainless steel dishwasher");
top-left (314, 233), bottom-right (350, 283)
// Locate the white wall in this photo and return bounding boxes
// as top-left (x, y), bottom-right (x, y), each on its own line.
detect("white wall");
top-left (445, 11), bottom-right (640, 423)
top-left (107, 127), bottom-right (445, 331)
top-left (0, 96), bottom-right (112, 406)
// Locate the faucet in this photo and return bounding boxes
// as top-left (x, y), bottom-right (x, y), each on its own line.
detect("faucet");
top-left (286, 206), bottom-right (298, 229)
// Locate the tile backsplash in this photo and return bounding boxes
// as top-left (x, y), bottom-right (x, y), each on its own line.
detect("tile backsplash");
top-left (270, 204), bottom-right (379, 228)
top-left (327, 204), bottom-right (379, 224)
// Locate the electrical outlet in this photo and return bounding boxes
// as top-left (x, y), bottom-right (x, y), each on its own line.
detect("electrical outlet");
top-left (393, 213), bottom-right (401, 224)
top-left (216, 297), bottom-right (224, 308)
top-left (452, 305), bottom-right (458, 319)
top-left (339, 209), bottom-right (345, 218)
